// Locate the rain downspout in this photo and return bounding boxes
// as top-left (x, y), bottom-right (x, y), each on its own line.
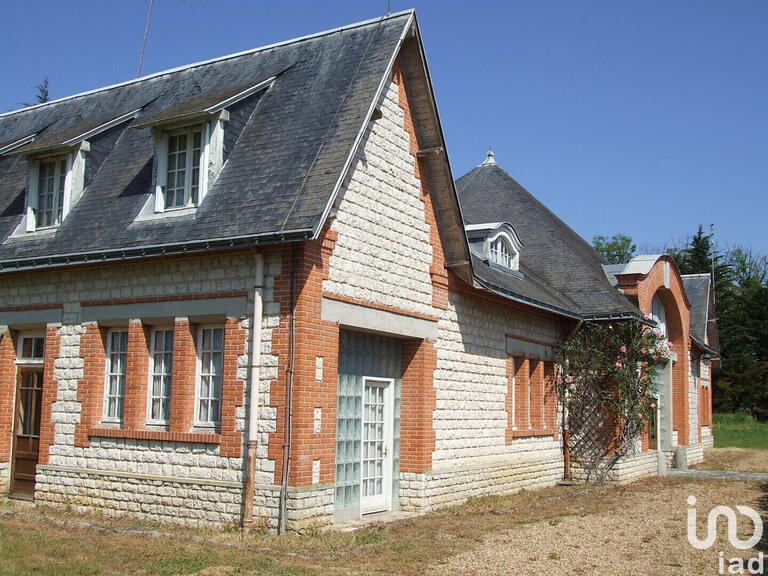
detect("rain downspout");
top-left (242, 252), bottom-right (264, 530)
top-left (278, 244), bottom-right (297, 534)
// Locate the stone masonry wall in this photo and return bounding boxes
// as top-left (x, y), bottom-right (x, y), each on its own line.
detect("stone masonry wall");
top-left (324, 69), bottom-right (569, 516)
top-left (323, 77), bottom-right (434, 318)
top-left (0, 250), bottom-right (283, 527)
top-left (688, 351), bottom-right (700, 445)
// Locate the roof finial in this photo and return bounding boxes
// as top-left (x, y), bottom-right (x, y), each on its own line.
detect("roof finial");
top-left (481, 147), bottom-right (496, 166)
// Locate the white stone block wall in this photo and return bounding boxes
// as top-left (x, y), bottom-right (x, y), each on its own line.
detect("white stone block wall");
top-left (0, 250), bottom-right (283, 528)
top-left (401, 441), bottom-right (563, 512)
top-left (432, 291), bottom-right (563, 467)
top-left (324, 77), bottom-right (434, 318)
top-left (0, 461), bottom-right (9, 494)
top-left (688, 352), bottom-right (700, 445)
top-left (701, 426), bottom-right (714, 449)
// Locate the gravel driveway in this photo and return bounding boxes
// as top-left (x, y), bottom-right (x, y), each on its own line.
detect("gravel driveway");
top-left (428, 478), bottom-right (767, 576)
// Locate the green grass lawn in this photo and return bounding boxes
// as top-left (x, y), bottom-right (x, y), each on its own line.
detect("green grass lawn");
top-left (713, 412), bottom-right (768, 449)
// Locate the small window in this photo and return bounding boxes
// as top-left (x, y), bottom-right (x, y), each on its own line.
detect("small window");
top-left (36, 156), bottom-right (68, 227)
top-left (148, 329), bottom-right (174, 425)
top-left (103, 330), bottom-right (128, 423)
top-left (489, 236), bottom-right (518, 270)
top-left (164, 126), bottom-right (203, 210)
top-left (18, 335), bottom-right (45, 362)
top-left (196, 327), bottom-right (224, 426)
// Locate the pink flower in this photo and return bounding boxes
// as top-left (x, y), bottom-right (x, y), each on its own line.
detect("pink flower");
top-left (652, 355), bottom-right (658, 361)
top-left (620, 345), bottom-right (627, 354)
top-left (668, 342), bottom-right (673, 348)
top-left (660, 349), bottom-right (667, 357)
top-left (615, 361), bottom-right (623, 368)
top-left (637, 413), bottom-right (643, 419)
top-left (650, 403), bottom-right (656, 409)
top-left (643, 314), bottom-right (651, 321)
top-left (556, 376), bottom-right (563, 385)
top-left (657, 332), bottom-right (665, 340)
top-left (641, 347), bottom-right (647, 354)
top-left (566, 375), bottom-right (574, 384)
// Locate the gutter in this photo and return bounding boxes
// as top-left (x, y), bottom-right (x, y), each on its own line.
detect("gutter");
top-left (0, 229), bottom-right (312, 273)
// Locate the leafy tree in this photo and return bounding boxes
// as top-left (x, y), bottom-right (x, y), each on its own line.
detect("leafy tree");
top-left (669, 227), bottom-right (768, 419)
top-left (592, 233), bottom-right (636, 264)
top-left (555, 320), bottom-right (667, 482)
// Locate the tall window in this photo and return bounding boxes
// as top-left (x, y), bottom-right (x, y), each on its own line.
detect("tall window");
top-left (103, 330), bottom-right (128, 422)
top-left (165, 127), bottom-right (202, 210)
top-left (509, 357), bottom-right (516, 429)
top-left (148, 329), bottom-right (174, 424)
top-left (197, 327), bottom-right (224, 425)
top-left (651, 294), bottom-right (667, 338)
top-left (37, 157), bottom-right (67, 227)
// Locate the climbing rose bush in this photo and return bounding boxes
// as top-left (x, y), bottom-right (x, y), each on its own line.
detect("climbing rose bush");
top-left (555, 318), bottom-right (667, 482)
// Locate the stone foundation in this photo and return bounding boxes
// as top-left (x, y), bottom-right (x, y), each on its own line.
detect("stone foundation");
top-left (35, 465), bottom-right (243, 527)
top-left (400, 451), bottom-right (563, 512)
top-left (0, 461), bottom-right (9, 495)
top-left (610, 450), bottom-right (659, 484)
top-left (701, 426), bottom-right (714, 449)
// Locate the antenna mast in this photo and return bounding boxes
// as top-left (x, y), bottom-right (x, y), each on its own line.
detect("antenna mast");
top-left (137, 0), bottom-right (155, 78)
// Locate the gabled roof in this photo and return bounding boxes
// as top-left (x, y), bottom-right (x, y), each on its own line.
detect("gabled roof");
top-left (456, 156), bottom-right (642, 320)
top-left (682, 273), bottom-right (719, 355)
top-left (0, 11), bottom-right (477, 276)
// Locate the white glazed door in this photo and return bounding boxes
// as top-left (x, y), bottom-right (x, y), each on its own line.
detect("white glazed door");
top-left (361, 377), bottom-right (393, 514)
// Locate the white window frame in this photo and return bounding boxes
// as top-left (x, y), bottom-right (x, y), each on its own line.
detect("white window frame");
top-left (195, 325), bottom-right (225, 428)
top-left (487, 232), bottom-right (520, 271)
top-left (147, 328), bottom-right (174, 426)
top-left (509, 357), bottom-right (517, 430)
top-left (27, 153), bottom-right (72, 231)
top-left (102, 329), bottom-right (128, 424)
top-left (154, 122), bottom-right (210, 213)
top-left (16, 332), bottom-right (46, 365)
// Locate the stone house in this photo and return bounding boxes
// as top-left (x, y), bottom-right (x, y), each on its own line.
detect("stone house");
top-left (0, 10), bottom-right (716, 531)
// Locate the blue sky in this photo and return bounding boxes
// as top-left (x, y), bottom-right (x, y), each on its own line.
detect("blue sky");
top-left (2, 1), bottom-right (766, 253)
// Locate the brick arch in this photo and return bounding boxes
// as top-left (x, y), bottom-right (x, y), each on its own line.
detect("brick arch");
top-left (616, 255), bottom-right (691, 446)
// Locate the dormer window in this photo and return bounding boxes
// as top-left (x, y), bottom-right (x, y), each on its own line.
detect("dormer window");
top-left (132, 75), bottom-right (278, 220)
top-left (465, 222), bottom-right (523, 276)
top-left (164, 126), bottom-right (203, 210)
top-left (36, 156), bottom-right (68, 227)
top-left (6, 108), bottom-right (140, 235)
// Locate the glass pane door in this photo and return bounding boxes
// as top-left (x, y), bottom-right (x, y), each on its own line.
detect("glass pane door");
top-left (361, 377), bottom-right (392, 514)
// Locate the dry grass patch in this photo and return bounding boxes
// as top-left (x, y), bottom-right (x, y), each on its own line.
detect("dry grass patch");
top-left (1, 477), bottom-right (766, 575)
top-left (694, 447), bottom-right (768, 473)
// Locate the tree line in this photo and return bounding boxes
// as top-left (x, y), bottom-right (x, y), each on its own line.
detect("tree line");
top-left (593, 229), bottom-right (768, 419)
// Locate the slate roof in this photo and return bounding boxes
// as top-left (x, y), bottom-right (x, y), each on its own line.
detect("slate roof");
top-left (456, 157), bottom-right (642, 320)
top-left (0, 12), bottom-right (414, 268)
top-left (682, 274), bottom-right (719, 354)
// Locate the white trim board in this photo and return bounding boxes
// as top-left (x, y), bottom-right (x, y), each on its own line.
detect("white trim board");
top-left (321, 297), bottom-right (436, 340)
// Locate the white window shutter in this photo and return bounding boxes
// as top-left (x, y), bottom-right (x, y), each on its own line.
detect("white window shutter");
top-left (26, 159), bottom-right (39, 232)
top-left (61, 152), bottom-right (74, 220)
top-left (199, 121), bottom-right (211, 203)
top-left (154, 133), bottom-right (169, 213)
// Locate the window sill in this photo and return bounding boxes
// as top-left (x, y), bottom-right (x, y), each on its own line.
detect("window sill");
top-left (89, 427), bottom-right (221, 444)
top-left (133, 204), bottom-right (197, 223)
top-left (510, 428), bottom-right (557, 439)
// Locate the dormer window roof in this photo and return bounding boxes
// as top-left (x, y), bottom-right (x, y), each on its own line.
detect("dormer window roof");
top-left (465, 222), bottom-right (523, 276)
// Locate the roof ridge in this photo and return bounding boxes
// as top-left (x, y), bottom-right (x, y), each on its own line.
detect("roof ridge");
top-left (0, 9), bottom-right (415, 120)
